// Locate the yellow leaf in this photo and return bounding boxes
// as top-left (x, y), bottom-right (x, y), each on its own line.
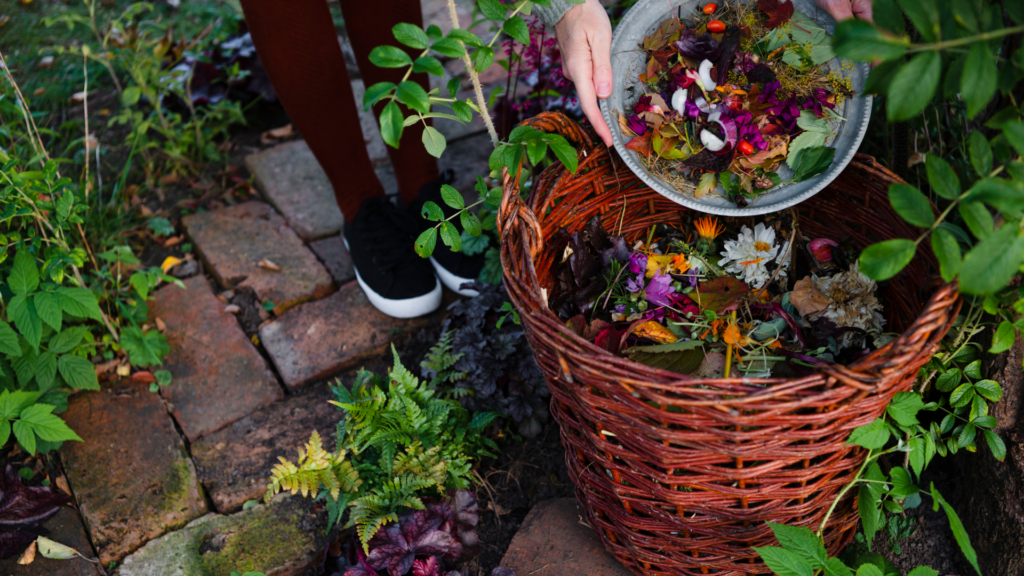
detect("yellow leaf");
top-left (160, 256), bottom-right (182, 274)
top-left (632, 321), bottom-right (678, 344)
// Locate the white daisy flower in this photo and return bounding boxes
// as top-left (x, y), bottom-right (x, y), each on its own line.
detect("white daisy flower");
top-left (718, 223), bottom-right (780, 288)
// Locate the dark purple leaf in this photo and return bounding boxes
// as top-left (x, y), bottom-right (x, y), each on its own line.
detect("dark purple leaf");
top-left (0, 527), bottom-right (43, 560)
top-left (412, 556), bottom-right (441, 576)
top-left (681, 147), bottom-right (736, 173)
top-left (770, 303), bottom-right (806, 348)
top-left (600, 236), bottom-right (631, 266)
top-left (343, 558), bottom-right (380, 576)
top-left (0, 465), bottom-right (70, 529)
top-left (452, 490), bottom-right (478, 529)
top-left (368, 523), bottom-right (416, 576)
top-left (714, 26), bottom-right (742, 85)
top-left (673, 29), bottom-right (722, 61)
top-left (745, 63), bottom-right (776, 84)
top-left (491, 568), bottom-right (518, 576)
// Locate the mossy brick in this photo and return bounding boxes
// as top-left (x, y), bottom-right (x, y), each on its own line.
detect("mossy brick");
top-left (60, 379), bottom-right (208, 564)
top-left (191, 384), bottom-right (338, 512)
top-left (244, 140), bottom-right (345, 242)
top-left (258, 281), bottom-right (438, 390)
top-left (182, 202), bottom-right (334, 315)
top-left (0, 507), bottom-right (102, 576)
top-left (500, 498), bottom-right (632, 576)
top-left (117, 494), bottom-right (327, 576)
top-left (150, 276), bottom-right (284, 441)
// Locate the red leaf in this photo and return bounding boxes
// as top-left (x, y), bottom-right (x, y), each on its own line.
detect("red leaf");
top-left (758, 0), bottom-right (795, 29)
top-left (693, 277), bottom-right (750, 313)
top-left (626, 133), bottom-right (654, 156)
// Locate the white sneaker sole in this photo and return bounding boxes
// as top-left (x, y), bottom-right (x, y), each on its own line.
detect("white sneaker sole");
top-left (343, 235), bottom-right (443, 318)
top-left (430, 256), bottom-right (480, 297)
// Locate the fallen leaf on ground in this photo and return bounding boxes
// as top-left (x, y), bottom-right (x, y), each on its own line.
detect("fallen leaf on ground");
top-left (159, 173), bottom-right (180, 186)
top-left (224, 304), bottom-right (241, 314)
top-left (260, 123), bottom-right (294, 145)
top-left (68, 91), bottom-right (88, 104)
top-left (155, 317), bottom-right (166, 332)
top-left (116, 363), bottom-right (131, 377)
top-left (33, 88), bottom-right (45, 96)
top-left (258, 258), bottom-right (281, 271)
top-left (163, 235), bottom-right (182, 247)
top-left (37, 56), bottom-right (53, 69)
top-left (94, 358), bottom-right (119, 375)
top-left (790, 276), bottom-right (830, 316)
top-left (84, 135), bottom-right (99, 152)
top-left (36, 536), bottom-right (80, 560)
top-left (55, 476), bottom-right (71, 497)
top-left (132, 371), bottom-right (156, 384)
top-left (161, 256), bottom-right (183, 273)
top-left (18, 541), bottom-right (36, 565)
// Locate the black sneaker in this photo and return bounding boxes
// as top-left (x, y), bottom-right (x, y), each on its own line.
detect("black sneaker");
top-left (410, 180), bottom-right (486, 297)
top-left (343, 196), bottom-right (441, 318)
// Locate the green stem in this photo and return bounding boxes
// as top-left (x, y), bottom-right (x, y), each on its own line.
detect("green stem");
top-left (906, 25), bottom-right (1024, 53)
top-left (816, 449), bottom-right (889, 537)
top-left (487, 4), bottom-right (526, 49)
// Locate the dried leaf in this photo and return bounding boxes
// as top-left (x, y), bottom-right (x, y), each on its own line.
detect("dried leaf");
top-left (163, 235), bottom-right (182, 247)
top-left (693, 277), bottom-right (749, 313)
top-left (17, 541), bottom-right (35, 564)
top-left (789, 276), bottom-right (830, 316)
top-left (155, 317), bottom-right (167, 332)
top-left (83, 135), bottom-right (99, 153)
top-left (626, 133), bottom-right (654, 156)
top-left (160, 256), bottom-right (183, 274)
top-left (630, 321), bottom-right (679, 344)
top-left (224, 304), bottom-right (242, 314)
top-left (260, 123), bottom-right (294, 145)
top-left (131, 371), bottom-right (156, 384)
top-left (258, 258), bottom-right (281, 271)
top-left (36, 536), bottom-right (79, 560)
top-left (643, 17), bottom-right (681, 51)
top-left (54, 476), bottom-right (71, 497)
top-left (116, 363), bottom-right (131, 377)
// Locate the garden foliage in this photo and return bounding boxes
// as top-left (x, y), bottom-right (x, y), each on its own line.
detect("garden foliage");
top-left (266, 347), bottom-right (498, 550)
top-left (0, 464), bottom-right (71, 558)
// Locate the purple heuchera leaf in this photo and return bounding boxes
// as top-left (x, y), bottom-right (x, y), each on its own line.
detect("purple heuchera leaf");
top-left (714, 26), bottom-right (741, 85)
top-left (343, 557), bottom-right (380, 576)
top-left (0, 464), bottom-right (71, 559)
top-left (673, 28), bottom-right (722, 61)
top-left (452, 489), bottom-right (478, 529)
top-left (412, 556), bottom-right (441, 576)
top-left (491, 568), bottom-right (517, 576)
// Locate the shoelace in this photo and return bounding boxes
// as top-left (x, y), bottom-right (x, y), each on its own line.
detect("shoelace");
top-left (356, 198), bottom-right (422, 271)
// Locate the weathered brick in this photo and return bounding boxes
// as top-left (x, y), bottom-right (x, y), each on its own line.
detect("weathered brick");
top-left (60, 380), bottom-right (208, 564)
top-left (259, 281), bottom-right (423, 389)
top-left (500, 498), bottom-right (632, 576)
top-left (150, 276), bottom-right (284, 441)
top-left (0, 507), bottom-right (102, 576)
top-left (245, 140), bottom-right (345, 241)
top-left (309, 234), bottom-right (355, 285)
top-left (117, 495), bottom-right (326, 576)
top-left (190, 384), bottom-right (338, 512)
top-left (183, 202), bottom-right (334, 315)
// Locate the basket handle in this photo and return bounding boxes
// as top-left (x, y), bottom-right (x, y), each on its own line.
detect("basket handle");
top-left (496, 112), bottom-right (595, 261)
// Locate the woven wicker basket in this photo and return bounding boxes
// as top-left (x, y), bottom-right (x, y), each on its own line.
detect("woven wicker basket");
top-left (497, 113), bottom-right (960, 576)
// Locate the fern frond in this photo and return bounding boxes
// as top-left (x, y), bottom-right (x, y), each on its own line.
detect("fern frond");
top-left (264, 431), bottom-right (360, 503)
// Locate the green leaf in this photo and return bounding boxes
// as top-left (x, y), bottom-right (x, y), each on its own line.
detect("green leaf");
top-left (887, 392), bottom-right (924, 426)
top-left (440, 222), bottom-right (461, 252)
top-left (983, 429), bottom-right (1006, 461)
top-left (887, 51), bottom-right (940, 121)
top-left (753, 546), bottom-right (814, 576)
top-left (155, 369), bottom-right (172, 387)
top-left (420, 201), bottom-right (444, 222)
top-left (8, 248), bottom-right (39, 295)
top-left (847, 418), bottom-right (890, 450)
top-left (855, 566), bottom-right (883, 576)
top-left (452, 101), bottom-right (473, 122)
top-left (460, 211), bottom-right (482, 236)
top-left (935, 369), bottom-right (961, 392)
top-left (896, 0), bottom-right (940, 42)
top-left (964, 359), bottom-right (982, 379)
top-left (58, 354), bottom-right (98, 390)
top-left (461, 230), bottom-right (490, 254)
top-left (430, 38), bottom-right (465, 58)
top-left (129, 272), bottom-right (150, 302)
top-left (478, 0), bottom-right (506, 20)
top-left (858, 483), bottom-right (882, 548)
top-left (414, 228), bottom-right (438, 257)
top-left (824, 558), bottom-right (854, 576)
top-left (767, 523), bottom-right (826, 568)
top-left (930, 228), bottom-right (961, 283)
top-left (548, 137), bottom-right (578, 174)
top-left (18, 403), bottom-right (81, 443)
top-left (56, 287), bottom-right (102, 320)
top-left (0, 420), bottom-right (9, 449)
top-left (832, 19), bottom-right (909, 61)
top-left (1004, 120), bottom-right (1024, 157)
top-left (960, 224), bottom-right (1024, 295)
top-left (863, 59), bottom-right (902, 95)
top-left (472, 46), bottom-right (495, 73)
top-left (421, 126), bottom-right (447, 158)
top-left (968, 130), bottom-right (992, 176)
top-left (446, 77), bottom-right (461, 98)
top-left (502, 16), bottom-right (530, 45)
top-left (439, 184), bottom-right (465, 210)
top-left (786, 132), bottom-right (829, 170)
top-left (412, 56), bottom-right (445, 76)
top-left (974, 379), bottom-right (1002, 402)
top-left (34, 352), bottom-right (57, 390)
top-left (889, 466), bottom-right (919, 497)
top-left (925, 154), bottom-right (960, 200)
top-left (888, 183), bottom-right (934, 227)
top-left (9, 294), bottom-right (42, 349)
top-left (120, 327), bottom-right (169, 367)
top-left (791, 146), bottom-right (836, 182)
top-left (931, 484), bottom-right (981, 575)
top-left (957, 202), bottom-right (993, 241)
top-left (0, 321), bottom-right (21, 357)
top-left (963, 178), bottom-right (1024, 212)
top-left (872, 0), bottom-right (905, 34)
top-left (13, 419), bottom-right (36, 455)
top-left (961, 42), bottom-right (998, 118)
top-left (0, 390), bottom-right (40, 420)
top-left (397, 81), bottom-right (430, 114)
top-left (908, 436), bottom-right (926, 478)
top-left (950, 382), bottom-right (975, 408)
top-left (392, 23), bottom-right (429, 49)
top-left (122, 86), bottom-right (142, 106)
top-left (858, 239), bottom-right (916, 281)
top-left (990, 321), bottom-right (1016, 354)
top-left (369, 45), bottom-right (413, 68)
top-left (363, 82), bottom-right (397, 110)
top-left (47, 327), bottom-right (87, 355)
top-left (448, 29), bottom-right (484, 47)
top-left (379, 100), bottom-right (405, 148)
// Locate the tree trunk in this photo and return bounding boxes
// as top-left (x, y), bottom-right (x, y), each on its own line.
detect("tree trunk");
top-left (950, 333), bottom-right (1024, 576)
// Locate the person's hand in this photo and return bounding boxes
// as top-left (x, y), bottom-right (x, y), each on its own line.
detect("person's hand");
top-left (555, 0), bottom-right (614, 146)
top-left (814, 0), bottom-right (872, 22)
